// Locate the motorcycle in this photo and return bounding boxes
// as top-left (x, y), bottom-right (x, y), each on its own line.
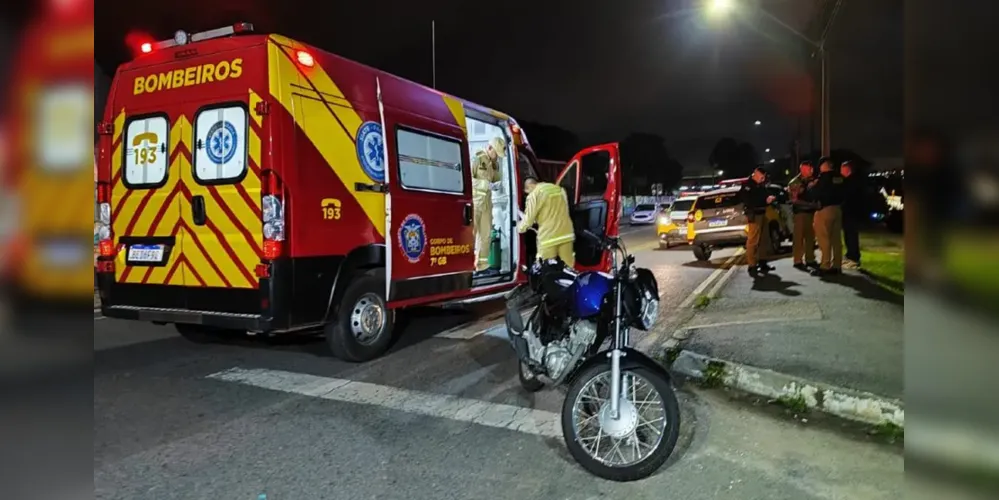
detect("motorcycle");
top-left (503, 230), bottom-right (680, 481)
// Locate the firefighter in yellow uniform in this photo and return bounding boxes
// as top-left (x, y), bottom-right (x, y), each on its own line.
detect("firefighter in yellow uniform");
top-left (518, 177), bottom-right (576, 266)
top-left (472, 137), bottom-right (505, 271)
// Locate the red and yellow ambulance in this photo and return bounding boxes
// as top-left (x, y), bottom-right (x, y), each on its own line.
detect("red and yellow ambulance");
top-left (95, 23), bottom-right (622, 361)
top-left (1, 0), bottom-right (95, 309)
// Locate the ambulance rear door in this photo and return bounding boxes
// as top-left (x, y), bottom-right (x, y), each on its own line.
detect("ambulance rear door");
top-left (554, 143), bottom-right (622, 273)
top-left (379, 84), bottom-right (476, 306)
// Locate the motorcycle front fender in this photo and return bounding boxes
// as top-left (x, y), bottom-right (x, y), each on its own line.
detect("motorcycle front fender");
top-left (566, 347), bottom-right (674, 387)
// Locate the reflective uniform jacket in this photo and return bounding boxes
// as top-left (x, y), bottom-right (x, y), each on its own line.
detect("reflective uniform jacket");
top-left (517, 182), bottom-right (575, 250)
top-left (472, 150), bottom-right (501, 208)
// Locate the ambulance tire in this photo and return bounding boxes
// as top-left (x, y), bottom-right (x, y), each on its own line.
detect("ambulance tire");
top-left (325, 269), bottom-right (394, 363)
top-left (693, 244), bottom-right (711, 261)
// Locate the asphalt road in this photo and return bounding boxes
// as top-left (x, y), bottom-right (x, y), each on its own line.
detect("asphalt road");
top-left (94, 226), bottom-right (903, 499)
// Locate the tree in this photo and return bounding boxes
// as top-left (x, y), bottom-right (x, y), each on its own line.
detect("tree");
top-left (620, 133), bottom-right (684, 195)
top-left (518, 121), bottom-right (581, 161)
top-left (709, 137), bottom-right (759, 178)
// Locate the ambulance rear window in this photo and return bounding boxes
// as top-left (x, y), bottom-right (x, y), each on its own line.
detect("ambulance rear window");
top-left (36, 83), bottom-right (92, 173)
top-left (194, 104), bottom-right (248, 184)
top-left (396, 128), bottom-right (464, 194)
top-left (123, 114), bottom-right (169, 188)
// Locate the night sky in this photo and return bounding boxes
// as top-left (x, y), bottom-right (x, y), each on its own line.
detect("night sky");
top-left (95, 0), bottom-right (906, 168)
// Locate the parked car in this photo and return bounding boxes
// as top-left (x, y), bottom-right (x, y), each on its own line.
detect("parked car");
top-left (685, 185), bottom-right (793, 261)
top-left (657, 196), bottom-right (698, 248)
top-left (629, 203), bottom-right (660, 225)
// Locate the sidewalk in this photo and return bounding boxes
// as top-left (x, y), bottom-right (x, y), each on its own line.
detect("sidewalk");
top-left (658, 254), bottom-right (904, 427)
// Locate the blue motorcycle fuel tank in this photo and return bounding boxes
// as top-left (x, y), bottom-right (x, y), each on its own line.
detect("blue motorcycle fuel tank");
top-left (571, 272), bottom-right (613, 318)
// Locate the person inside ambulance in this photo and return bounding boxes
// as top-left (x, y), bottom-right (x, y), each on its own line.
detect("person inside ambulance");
top-left (472, 136), bottom-right (505, 274)
top-left (518, 177), bottom-right (576, 266)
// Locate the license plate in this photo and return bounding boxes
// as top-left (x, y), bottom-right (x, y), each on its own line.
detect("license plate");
top-left (43, 242), bottom-right (84, 266)
top-left (708, 219), bottom-right (728, 228)
top-left (127, 244), bottom-right (165, 263)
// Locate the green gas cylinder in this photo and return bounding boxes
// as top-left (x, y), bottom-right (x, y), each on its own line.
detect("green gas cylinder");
top-left (488, 228), bottom-right (502, 270)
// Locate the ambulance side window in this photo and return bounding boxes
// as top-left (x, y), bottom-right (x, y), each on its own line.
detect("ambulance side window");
top-left (193, 104), bottom-right (248, 184)
top-left (395, 127), bottom-right (464, 194)
top-left (559, 162), bottom-right (578, 204)
top-left (123, 114), bottom-right (169, 189)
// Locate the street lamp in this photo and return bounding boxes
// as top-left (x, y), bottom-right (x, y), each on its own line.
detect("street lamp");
top-left (769, 158), bottom-right (776, 164)
top-left (753, 120), bottom-right (762, 126)
top-left (765, 148), bottom-right (770, 153)
top-left (717, 170), bottom-right (724, 176)
top-left (703, 1), bottom-right (841, 157)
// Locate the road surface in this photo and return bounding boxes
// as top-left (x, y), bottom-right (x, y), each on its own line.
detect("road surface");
top-left (93, 226), bottom-right (903, 499)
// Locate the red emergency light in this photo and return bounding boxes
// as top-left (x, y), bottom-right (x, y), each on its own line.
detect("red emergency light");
top-left (296, 50), bottom-right (314, 67)
top-left (131, 22), bottom-right (255, 56)
top-left (140, 42), bottom-right (152, 54)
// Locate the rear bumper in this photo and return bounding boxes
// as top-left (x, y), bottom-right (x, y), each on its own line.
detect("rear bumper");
top-left (101, 304), bottom-right (270, 331)
top-left (693, 226), bottom-right (747, 247)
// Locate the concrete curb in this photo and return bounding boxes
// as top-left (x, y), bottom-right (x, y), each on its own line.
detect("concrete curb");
top-left (664, 348), bottom-right (904, 428)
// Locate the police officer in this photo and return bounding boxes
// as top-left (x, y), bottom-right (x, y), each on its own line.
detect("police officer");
top-left (518, 177), bottom-right (576, 266)
top-left (472, 137), bottom-right (505, 272)
top-left (740, 167), bottom-right (776, 276)
top-left (809, 157), bottom-right (845, 275)
top-left (839, 161), bottom-right (863, 268)
top-left (787, 160), bottom-right (819, 270)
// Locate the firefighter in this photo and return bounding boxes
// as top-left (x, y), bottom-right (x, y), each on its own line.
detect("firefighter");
top-left (740, 167), bottom-right (776, 276)
top-left (518, 177), bottom-right (575, 266)
top-left (810, 157), bottom-right (845, 275)
top-left (788, 160), bottom-right (819, 270)
top-left (472, 136), bottom-right (505, 272)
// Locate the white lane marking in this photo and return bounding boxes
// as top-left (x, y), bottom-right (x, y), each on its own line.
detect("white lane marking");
top-left (707, 251), bottom-right (745, 299)
top-left (207, 367), bottom-right (561, 438)
top-left (675, 248), bottom-right (744, 306)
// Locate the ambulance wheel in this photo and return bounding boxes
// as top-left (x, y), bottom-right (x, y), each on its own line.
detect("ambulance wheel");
top-left (693, 244), bottom-right (711, 261)
top-left (326, 269), bottom-right (394, 363)
top-left (174, 324), bottom-right (242, 344)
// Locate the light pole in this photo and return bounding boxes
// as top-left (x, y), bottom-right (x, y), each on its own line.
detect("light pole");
top-left (705, 0), bottom-right (842, 157)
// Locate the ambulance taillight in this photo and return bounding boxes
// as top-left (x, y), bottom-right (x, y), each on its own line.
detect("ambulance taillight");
top-left (96, 182), bottom-right (114, 259)
top-left (261, 171), bottom-right (285, 260)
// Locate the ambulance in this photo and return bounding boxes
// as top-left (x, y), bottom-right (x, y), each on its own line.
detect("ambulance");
top-left (95, 23), bottom-right (623, 362)
top-left (1, 0), bottom-right (95, 310)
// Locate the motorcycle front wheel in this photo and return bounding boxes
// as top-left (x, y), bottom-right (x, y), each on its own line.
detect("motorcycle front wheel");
top-left (561, 363), bottom-right (680, 481)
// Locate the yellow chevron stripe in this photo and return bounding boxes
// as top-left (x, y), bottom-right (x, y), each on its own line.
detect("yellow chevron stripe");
top-left (442, 95), bottom-right (467, 136)
top-left (249, 89), bottom-right (263, 127)
top-left (267, 35), bottom-right (385, 238)
top-left (113, 109), bottom-right (125, 144)
top-left (169, 115), bottom-right (192, 153)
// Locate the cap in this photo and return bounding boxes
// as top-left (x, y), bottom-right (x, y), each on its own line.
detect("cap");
top-left (817, 156), bottom-right (832, 167)
top-left (489, 137), bottom-right (507, 157)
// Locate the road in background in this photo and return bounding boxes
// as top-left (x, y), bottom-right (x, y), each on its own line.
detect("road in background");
top-left (94, 226), bottom-right (903, 499)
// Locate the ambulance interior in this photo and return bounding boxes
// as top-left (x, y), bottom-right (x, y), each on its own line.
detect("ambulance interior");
top-left (465, 116), bottom-right (515, 285)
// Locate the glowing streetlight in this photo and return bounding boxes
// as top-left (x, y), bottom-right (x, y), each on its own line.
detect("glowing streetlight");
top-left (769, 158), bottom-right (776, 163)
top-left (754, 120), bottom-right (762, 126)
top-left (717, 170), bottom-right (724, 176)
top-left (765, 148), bottom-right (771, 153)
top-left (706, 0), bottom-right (734, 17)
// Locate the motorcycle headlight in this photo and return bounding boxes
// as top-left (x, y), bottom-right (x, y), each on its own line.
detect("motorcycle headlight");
top-left (639, 289), bottom-right (659, 330)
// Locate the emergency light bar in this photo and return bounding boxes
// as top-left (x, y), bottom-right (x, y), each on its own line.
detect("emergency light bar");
top-left (140, 22), bottom-right (254, 53)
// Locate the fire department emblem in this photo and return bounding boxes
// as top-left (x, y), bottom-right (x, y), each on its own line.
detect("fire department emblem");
top-left (397, 214), bottom-right (427, 264)
top-left (356, 121), bottom-right (385, 183)
top-left (206, 120), bottom-right (238, 164)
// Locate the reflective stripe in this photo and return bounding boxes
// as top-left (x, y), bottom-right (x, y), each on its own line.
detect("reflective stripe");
top-left (539, 233), bottom-right (574, 248)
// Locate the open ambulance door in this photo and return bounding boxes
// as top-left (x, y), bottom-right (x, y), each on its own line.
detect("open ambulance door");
top-left (554, 143), bottom-right (621, 273)
top-left (378, 78), bottom-right (476, 305)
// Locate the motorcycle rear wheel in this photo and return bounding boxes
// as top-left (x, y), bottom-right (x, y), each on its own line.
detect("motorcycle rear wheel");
top-left (561, 363), bottom-right (680, 481)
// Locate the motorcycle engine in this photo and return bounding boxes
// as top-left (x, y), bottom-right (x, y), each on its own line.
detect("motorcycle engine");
top-left (543, 320), bottom-right (598, 382)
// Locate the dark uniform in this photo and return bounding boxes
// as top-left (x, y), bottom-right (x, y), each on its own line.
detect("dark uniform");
top-left (840, 174), bottom-right (864, 264)
top-left (787, 174), bottom-right (818, 267)
top-left (739, 177), bottom-right (772, 272)
top-left (810, 168), bottom-right (846, 273)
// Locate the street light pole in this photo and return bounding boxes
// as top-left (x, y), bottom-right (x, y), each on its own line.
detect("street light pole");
top-left (754, 2), bottom-right (841, 157)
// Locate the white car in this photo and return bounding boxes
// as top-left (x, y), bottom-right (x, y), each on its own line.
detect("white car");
top-left (629, 204), bottom-right (660, 225)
